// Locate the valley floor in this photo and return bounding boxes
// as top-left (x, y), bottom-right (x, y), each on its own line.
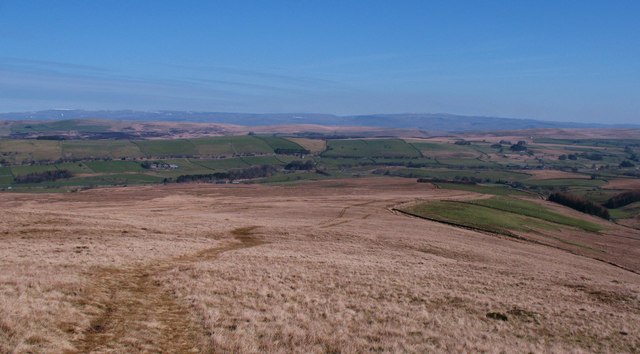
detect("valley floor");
top-left (1, 178), bottom-right (639, 353)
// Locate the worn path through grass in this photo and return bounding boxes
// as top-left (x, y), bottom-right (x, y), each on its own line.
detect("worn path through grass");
top-left (67, 229), bottom-right (265, 354)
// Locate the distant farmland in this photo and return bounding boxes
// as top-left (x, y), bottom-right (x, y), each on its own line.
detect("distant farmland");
top-left (0, 132), bottom-right (639, 228)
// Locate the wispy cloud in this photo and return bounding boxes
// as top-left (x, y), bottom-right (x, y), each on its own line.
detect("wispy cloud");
top-left (0, 57), bottom-right (360, 112)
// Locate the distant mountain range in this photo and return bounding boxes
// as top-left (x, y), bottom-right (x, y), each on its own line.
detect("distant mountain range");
top-left (0, 110), bottom-right (637, 132)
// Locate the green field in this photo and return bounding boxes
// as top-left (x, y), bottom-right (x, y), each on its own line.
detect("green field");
top-left (61, 140), bottom-right (143, 159)
top-left (10, 164), bottom-right (61, 176)
top-left (401, 200), bottom-right (559, 236)
top-left (0, 140), bottom-right (62, 163)
top-left (257, 136), bottom-right (307, 152)
top-left (467, 196), bottom-right (601, 232)
top-left (190, 136), bottom-right (274, 156)
top-left (134, 139), bottom-right (197, 157)
top-left (401, 195), bottom-right (603, 237)
top-left (323, 139), bottom-right (422, 158)
top-left (608, 202), bottom-right (640, 220)
top-left (190, 137), bottom-right (236, 156)
top-left (436, 158), bottom-right (497, 168)
top-left (409, 141), bottom-right (480, 157)
top-left (434, 183), bottom-right (533, 197)
top-left (188, 158), bottom-right (250, 170)
top-left (55, 162), bottom-right (94, 174)
top-left (0, 167), bottom-right (13, 185)
top-left (0, 175), bottom-right (13, 185)
top-left (385, 168), bottom-right (531, 182)
top-left (84, 160), bottom-right (146, 173)
top-left (240, 155), bottom-right (291, 166)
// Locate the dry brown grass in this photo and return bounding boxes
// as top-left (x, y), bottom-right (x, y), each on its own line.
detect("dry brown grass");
top-left (524, 169), bottom-right (590, 180)
top-left (603, 179), bottom-right (640, 190)
top-left (286, 138), bottom-right (327, 154)
top-left (1, 178), bottom-right (640, 353)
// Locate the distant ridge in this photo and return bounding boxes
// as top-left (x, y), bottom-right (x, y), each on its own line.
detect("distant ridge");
top-left (0, 110), bottom-right (637, 132)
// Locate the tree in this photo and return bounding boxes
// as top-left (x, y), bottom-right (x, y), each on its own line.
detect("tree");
top-left (548, 192), bottom-right (610, 219)
top-left (620, 160), bottom-right (636, 168)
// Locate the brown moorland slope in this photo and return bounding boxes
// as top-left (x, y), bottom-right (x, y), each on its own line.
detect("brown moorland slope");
top-left (1, 178), bottom-right (639, 353)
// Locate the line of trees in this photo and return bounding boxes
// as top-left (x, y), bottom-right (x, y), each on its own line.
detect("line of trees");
top-left (603, 191), bottom-right (640, 209)
top-left (274, 148), bottom-right (310, 155)
top-left (284, 160), bottom-right (315, 170)
top-left (176, 165), bottom-right (277, 183)
top-left (14, 170), bottom-right (73, 184)
top-left (548, 192), bottom-right (610, 219)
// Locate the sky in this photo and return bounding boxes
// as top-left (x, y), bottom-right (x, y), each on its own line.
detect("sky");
top-left (0, 0), bottom-right (638, 123)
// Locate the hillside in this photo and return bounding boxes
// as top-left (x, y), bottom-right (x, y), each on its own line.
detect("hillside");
top-left (2, 110), bottom-right (638, 132)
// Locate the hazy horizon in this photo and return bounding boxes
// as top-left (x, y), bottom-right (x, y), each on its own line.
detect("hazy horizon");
top-left (1, 1), bottom-right (638, 123)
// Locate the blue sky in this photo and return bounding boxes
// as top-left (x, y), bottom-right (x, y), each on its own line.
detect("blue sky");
top-left (0, 1), bottom-right (638, 123)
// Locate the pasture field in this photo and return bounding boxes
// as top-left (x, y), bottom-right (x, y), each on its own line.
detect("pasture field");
top-left (54, 162), bottom-right (94, 174)
top-left (189, 136), bottom-right (273, 156)
top-left (240, 155), bottom-right (292, 166)
top-left (134, 139), bottom-right (198, 157)
top-left (9, 164), bottom-right (62, 176)
top-left (286, 137), bottom-right (326, 153)
top-left (0, 140), bottom-right (62, 163)
top-left (84, 160), bottom-right (146, 173)
top-left (323, 139), bottom-right (421, 158)
top-left (189, 157), bottom-right (250, 170)
top-left (2, 179), bottom-right (638, 353)
top-left (408, 141), bottom-right (480, 158)
top-left (0, 167), bottom-right (13, 185)
top-left (0, 175), bottom-right (13, 185)
top-left (435, 157), bottom-right (497, 168)
top-left (370, 157), bottom-right (438, 166)
top-left (227, 136), bottom-right (274, 155)
top-left (319, 157), bottom-right (374, 168)
top-left (190, 137), bottom-right (236, 156)
top-left (257, 136), bottom-right (307, 152)
top-left (61, 140), bottom-right (143, 159)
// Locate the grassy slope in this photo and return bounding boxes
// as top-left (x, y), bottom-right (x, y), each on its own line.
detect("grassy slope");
top-left (467, 197), bottom-right (602, 232)
top-left (402, 201), bottom-right (558, 236)
top-left (402, 196), bottom-right (602, 236)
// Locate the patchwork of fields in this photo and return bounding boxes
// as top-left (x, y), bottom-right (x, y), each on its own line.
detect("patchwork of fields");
top-left (1, 133), bottom-right (639, 227)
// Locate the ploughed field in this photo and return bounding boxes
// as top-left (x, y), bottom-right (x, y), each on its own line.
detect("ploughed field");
top-left (1, 178), bottom-right (639, 353)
